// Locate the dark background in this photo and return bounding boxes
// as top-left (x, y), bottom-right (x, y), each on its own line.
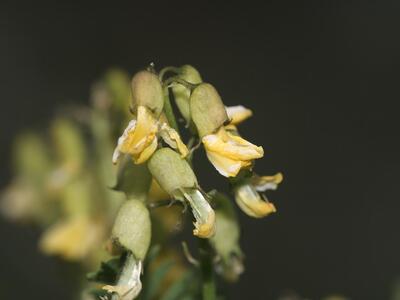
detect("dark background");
top-left (1, 1), bottom-right (399, 299)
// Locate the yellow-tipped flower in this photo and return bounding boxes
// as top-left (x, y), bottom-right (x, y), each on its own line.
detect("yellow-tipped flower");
top-left (113, 106), bottom-right (188, 164)
top-left (202, 127), bottom-right (264, 177)
top-left (234, 172), bottom-right (283, 218)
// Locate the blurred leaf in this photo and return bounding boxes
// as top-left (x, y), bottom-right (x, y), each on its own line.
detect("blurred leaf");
top-left (160, 270), bottom-right (197, 300)
top-left (143, 260), bottom-right (174, 300)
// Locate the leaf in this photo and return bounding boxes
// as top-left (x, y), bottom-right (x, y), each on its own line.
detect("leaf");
top-left (86, 255), bottom-right (125, 284)
top-left (143, 260), bottom-right (174, 300)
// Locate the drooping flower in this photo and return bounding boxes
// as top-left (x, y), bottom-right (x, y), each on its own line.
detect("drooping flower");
top-left (202, 127), bottom-right (264, 177)
top-left (148, 148), bottom-right (216, 238)
top-left (234, 172), bottom-right (283, 218)
top-left (112, 106), bottom-right (188, 164)
top-left (190, 83), bottom-right (263, 177)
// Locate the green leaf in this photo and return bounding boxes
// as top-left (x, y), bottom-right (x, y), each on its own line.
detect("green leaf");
top-left (160, 270), bottom-right (197, 300)
top-left (143, 260), bottom-right (174, 300)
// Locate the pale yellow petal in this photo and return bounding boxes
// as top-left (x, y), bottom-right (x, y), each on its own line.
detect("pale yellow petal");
top-left (133, 136), bottom-right (158, 164)
top-left (225, 105), bottom-right (253, 125)
top-left (253, 172), bottom-right (283, 192)
top-left (39, 216), bottom-right (104, 260)
top-left (205, 150), bottom-right (249, 177)
top-left (203, 127), bottom-right (263, 162)
top-left (235, 184), bottom-right (276, 218)
top-left (159, 123), bottom-right (189, 157)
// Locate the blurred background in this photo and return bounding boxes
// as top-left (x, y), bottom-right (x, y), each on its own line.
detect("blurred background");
top-left (1, 1), bottom-right (399, 299)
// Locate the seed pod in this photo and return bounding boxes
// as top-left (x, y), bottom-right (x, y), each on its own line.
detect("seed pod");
top-left (172, 65), bottom-right (202, 124)
top-left (190, 83), bottom-right (228, 137)
top-left (112, 200), bottom-right (151, 260)
top-left (148, 148), bottom-right (197, 195)
top-left (131, 70), bottom-right (164, 115)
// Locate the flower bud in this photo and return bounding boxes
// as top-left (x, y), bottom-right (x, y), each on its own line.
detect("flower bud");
top-left (131, 70), bottom-right (164, 116)
top-left (172, 65), bottom-right (202, 124)
top-left (51, 119), bottom-right (86, 172)
top-left (112, 200), bottom-right (151, 260)
top-left (190, 83), bottom-right (228, 137)
top-left (147, 148), bottom-right (197, 195)
top-left (210, 192), bottom-right (243, 281)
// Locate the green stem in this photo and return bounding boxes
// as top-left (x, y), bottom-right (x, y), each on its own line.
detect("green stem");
top-left (163, 86), bottom-right (180, 133)
top-left (199, 239), bottom-right (216, 300)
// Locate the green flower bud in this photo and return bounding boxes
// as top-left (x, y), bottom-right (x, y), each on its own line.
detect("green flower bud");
top-left (172, 65), bottom-right (202, 124)
top-left (112, 200), bottom-right (151, 260)
top-left (131, 70), bottom-right (164, 116)
top-left (13, 132), bottom-right (52, 180)
top-left (210, 192), bottom-right (243, 281)
top-left (190, 83), bottom-right (228, 137)
top-left (148, 148), bottom-right (197, 195)
top-left (104, 69), bottom-right (132, 114)
top-left (51, 119), bottom-right (86, 172)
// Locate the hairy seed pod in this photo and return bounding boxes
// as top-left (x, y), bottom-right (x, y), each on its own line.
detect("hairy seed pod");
top-left (112, 199), bottom-right (151, 260)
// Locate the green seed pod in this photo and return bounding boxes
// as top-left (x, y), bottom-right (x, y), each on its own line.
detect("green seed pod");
top-left (112, 200), bottom-right (151, 260)
top-left (131, 70), bottom-right (164, 116)
top-left (148, 148), bottom-right (197, 195)
top-left (172, 65), bottom-right (202, 124)
top-left (190, 83), bottom-right (228, 137)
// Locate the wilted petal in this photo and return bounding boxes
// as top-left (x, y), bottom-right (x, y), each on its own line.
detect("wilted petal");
top-left (103, 257), bottom-right (142, 300)
top-left (253, 172), bottom-right (283, 192)
top-left (183, 189), bottom-right (216, 238)
top-left (159, 123), bottom-right (189, 157)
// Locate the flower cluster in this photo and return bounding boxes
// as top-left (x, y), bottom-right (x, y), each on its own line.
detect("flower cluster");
top-left (1, 65), bottom-right (283, 300)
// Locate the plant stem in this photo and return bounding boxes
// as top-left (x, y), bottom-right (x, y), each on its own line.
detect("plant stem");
top-left (163, 86), bottom-right (180, 133)
top-left (199, 239), bottom-right (216, 300)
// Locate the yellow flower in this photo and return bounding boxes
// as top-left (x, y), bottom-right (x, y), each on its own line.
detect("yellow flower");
top-left (113, 106), bottom-right (188, 164)
top-left (39, 216), bottom-right (104, 261)
top-left (225, 105), bottom-right (253, 125)
top-left (235, 173), bottom-right (283, 218)
top-left (202, 127), bottom-right (264, 177)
